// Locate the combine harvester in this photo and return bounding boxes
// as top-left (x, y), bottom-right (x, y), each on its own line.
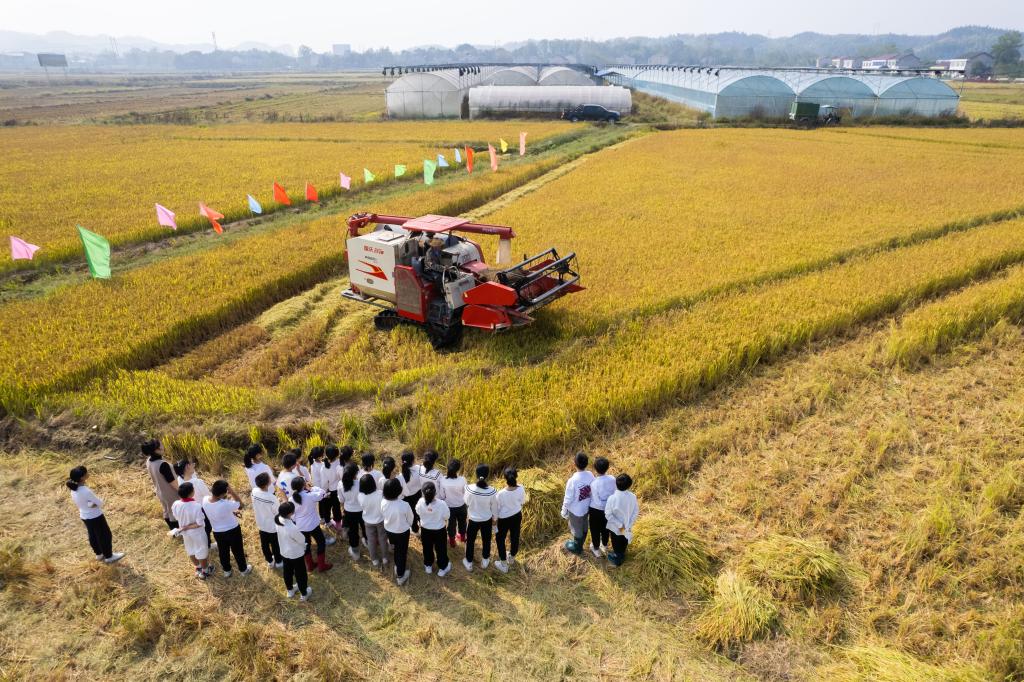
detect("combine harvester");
top-left (342, 212), bottom-right (583, 348)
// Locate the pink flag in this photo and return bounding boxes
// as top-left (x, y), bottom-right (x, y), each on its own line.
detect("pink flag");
top-left (9, 236), bottom-right (40, 260)
top-left (340, 171), bottom-right (351, 190)
top-left (519, 131), bottom-right (527, 156)
top-left (155, 203), bottom-right (177, 230)
top-left (488, 143), bottom-right (498, 171)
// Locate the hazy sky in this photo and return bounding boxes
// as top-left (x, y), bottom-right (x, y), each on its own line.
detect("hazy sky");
top-left (6, 0), bottom-right (1022, 51)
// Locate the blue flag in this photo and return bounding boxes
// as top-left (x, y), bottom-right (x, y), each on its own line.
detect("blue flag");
top-left (437, 153), bottom-right (449, 168)
top-left (454, 148), bottom-right (462, 163)
top-left (247, 194), bottom-right (263, 214)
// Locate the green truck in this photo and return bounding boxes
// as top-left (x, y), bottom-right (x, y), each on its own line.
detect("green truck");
top-left (789, 101), bottom-right (842, 128)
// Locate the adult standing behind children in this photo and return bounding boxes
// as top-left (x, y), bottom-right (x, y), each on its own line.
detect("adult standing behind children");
top-left (143, 439), bottom-right (179, 535)
top-left (604, 473), bottom-right (639, 567)
top-left (67, 465), bottom-right (125, 564)
top-left (202, 479), bottom-right (251, 577)
top-left (560, 452), bottom-right (594, 555)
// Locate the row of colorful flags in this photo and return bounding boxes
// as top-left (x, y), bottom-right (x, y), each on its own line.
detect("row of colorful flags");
top-left (8, 133), bottom-right (528, 274)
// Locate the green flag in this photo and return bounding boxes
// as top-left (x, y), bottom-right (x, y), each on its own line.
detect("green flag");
top-left (77, 226), bottom-right (111, 279)
top-left (364, 168), bottom-right (375, 183)
top-left (394, 164), bottom-right (406, 178)
top-left (423, 159), bottom-right (438, 186)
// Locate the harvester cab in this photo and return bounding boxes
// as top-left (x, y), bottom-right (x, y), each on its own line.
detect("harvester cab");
top-left (341, 212), bottom-right (583, 349)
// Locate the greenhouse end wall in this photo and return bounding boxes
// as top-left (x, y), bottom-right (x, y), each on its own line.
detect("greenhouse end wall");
top-left (468, 86), bottom-right (631, 118)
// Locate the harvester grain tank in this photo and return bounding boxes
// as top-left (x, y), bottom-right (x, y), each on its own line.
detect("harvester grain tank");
top-left (341, 213), bottom-right (583, 348)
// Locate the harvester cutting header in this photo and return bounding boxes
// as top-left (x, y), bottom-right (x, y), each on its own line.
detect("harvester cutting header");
top-left (341, 212), bottom-right (583, 348)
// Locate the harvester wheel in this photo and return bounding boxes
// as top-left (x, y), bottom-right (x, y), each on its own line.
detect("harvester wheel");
top-left (374, 309), bottom-right (402, 331)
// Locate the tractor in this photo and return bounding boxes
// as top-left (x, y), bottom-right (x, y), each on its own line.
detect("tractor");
top-left (341, 212), bottom-right (583, 349)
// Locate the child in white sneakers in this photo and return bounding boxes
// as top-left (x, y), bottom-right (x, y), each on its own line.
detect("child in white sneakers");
top-left (67, 465), bottom-right (125, 564)
top-left (464, 464), bottom-right (498, 572)
top-left (588, 457), bottom-right (617, 557)
top-left (358, 473), bottom-right (389, 568)
top-left (415, 482), bottom-right (451, 576)
top-left (495, 467), bottom-right (525, 573)
top-left (172, 482), bottom-right (212, 579)
top-left (381, 478), bottom-right (414, 586)
top-left (275, 501), bottom-right (312, 600)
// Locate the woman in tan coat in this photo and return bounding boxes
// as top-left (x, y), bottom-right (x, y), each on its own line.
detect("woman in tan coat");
top-left (143, 439), bottom-right (179, 535)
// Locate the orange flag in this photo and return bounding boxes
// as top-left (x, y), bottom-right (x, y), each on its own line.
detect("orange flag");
top-left (199, 202), bottom-right (225, 234)
top-left (273, 182), bottom-right (292, 205)
top-left (488, 143), bottom-right (498, 171)
top-left (465, 147), bottom-right (474, 174)
top-left (305, 182), bottom-right (318, 202)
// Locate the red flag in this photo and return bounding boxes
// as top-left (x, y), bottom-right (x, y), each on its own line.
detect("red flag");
top-left (465, 147), bottom-right (474, 174)
top-left (199, 202), bottom-right (225, 234)
top-left (273, 182), bottom-right (292, 205)
top-left (305, 182), bottom-right (318, 202)
top-left (488, 143), bottom-right (498, 171)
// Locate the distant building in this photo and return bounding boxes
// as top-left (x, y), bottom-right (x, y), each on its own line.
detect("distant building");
top-left (828, 57), bottom-right (858, 69)
top-left (861, 53), bottom-right (921, 70)
top-left (932, 52), bottom-right (994, 78)
top-left (332, 44), bottom-right (351, 56)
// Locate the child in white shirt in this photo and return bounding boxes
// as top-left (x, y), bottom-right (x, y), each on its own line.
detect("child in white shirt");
top-left (415, 482), bottom-right (451, 576)
top-left (290, 476), bottom-right (333, 573)
top-left (360, 452), bottom-right (385, 490)
top-left (202, 479), bottom-right (251, 577)
top-left (440, 459), bottom-right (468, 547)
top-left (358, 473), bottom-right (389, 567)
top-left (67, 465), bottom-right (124, 564)
top-left (172, 482), bottom-right (212, 580)
top-left (243, 444), bottom-right (276, 490)
top-left (381, 478), bottom-right (414, 586)
top-left (399, 451), bottom-right (423, 534)
top-left (323, 445), bottom-right (344, 531)
top-left (463, 464), bottom-right (498, 572)
top-left (588, 457), bottom-right (617, 557)
top-left (604, 474), bottom-right (640, 567)
top-left (251, 472), bottom-right (283, 568)
top-left (495, 467), bottom-right (526, 573)
top-left (275, 502), bottom-right (312, 600)
top-left (174, 459), bottom-right (214, 550)
top-left (339, 463), bottom-right (363, 560)
top-left (560, 452), bottom-right (595, 556)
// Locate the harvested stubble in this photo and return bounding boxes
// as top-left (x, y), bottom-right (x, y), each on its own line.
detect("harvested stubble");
top-left (517, 468), bottom-right (565, 545)
top-left (822, 645), bottom-right (987, 682)
top-left (738, 534), bottom-right (848, 603)
top-left (618, 517), bottom-right (715, 597)
top-left (693, 570), bottom-right (779, 655)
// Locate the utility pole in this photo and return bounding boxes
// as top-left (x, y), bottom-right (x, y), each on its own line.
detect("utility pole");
top-left (211, 31), bottom-right (218, 51)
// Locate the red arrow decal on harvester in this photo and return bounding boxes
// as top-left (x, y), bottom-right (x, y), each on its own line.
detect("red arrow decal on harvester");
top-left (357, 261), bottom-right (388, 280)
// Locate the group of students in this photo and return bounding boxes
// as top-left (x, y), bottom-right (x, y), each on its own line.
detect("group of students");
top-left (67, 439), bottom-right (640, 601)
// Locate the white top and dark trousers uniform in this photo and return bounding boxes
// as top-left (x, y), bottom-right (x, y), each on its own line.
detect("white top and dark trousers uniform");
top-left (440, 475), bottom-right (468, 544)
top-left (359, 488), bottom-right (389, 566)
top-left (382, 497), bottom-right (415, 584)
top-left (495, 485), bottom-right (526, 565)
top-left (340, 482), bottom-right (363, 550)
top-left (604, 489), bottom-right (640, 566)
top-left (324, 462), bottom-right (343, 527)
top-left (293, 487), bottom-right (332, 573)
top-left (415, 496), bottom-right (451, 574)
top-left (561, 470), bottom-right (595, 554)
top-left (588, 473), bottom-right (617, 552)
top-left (464, 483), bottom-right (499, 566)
top-left (71, 485), bottom-right (114, 560)
top-left (276, 516), bottom-right (310, 597)
top-left (202, 496), bottom-right (249, 574)
top-left (251, 486), bottom-right (283, 566)
top-left (399, 468), bottom-right (423, 534)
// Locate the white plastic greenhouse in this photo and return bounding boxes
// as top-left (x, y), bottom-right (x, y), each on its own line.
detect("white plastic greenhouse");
top-left (600, 66), bottom-right (959, 119)
top-left (385, 68), bottom-right (498, 118)
top-left (468, 85), bottom-right (631, 118)
top-left (537, 66), bottom-right (595, 86)
top-left (483, 66), bottom-right (539, 86)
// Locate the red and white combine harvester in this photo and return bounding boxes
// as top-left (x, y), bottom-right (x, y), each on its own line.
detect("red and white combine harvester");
top-left (342, 212), bottom-right (583, 348)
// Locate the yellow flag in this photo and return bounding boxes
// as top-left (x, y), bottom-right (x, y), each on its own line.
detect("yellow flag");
top-left (499, 138), bottom-right (508, 153)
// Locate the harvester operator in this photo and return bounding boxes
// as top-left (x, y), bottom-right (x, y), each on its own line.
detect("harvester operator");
top-left (423, 237), bottom-right (446, 282)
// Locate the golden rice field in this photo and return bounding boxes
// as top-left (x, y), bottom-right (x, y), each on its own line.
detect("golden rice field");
top-left (0, 120), bottom-right (571, 267)
top-left (5, 111), bottom-right (1024, 681)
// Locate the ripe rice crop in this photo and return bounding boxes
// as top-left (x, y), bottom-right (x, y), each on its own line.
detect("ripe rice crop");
top-left (478, 128), bottom-right (1024, 327)
top-left (0, 121), bottom-right (570, 268)
top-left (885, 262), bottom-right (1024, 367)
top-left (0, 150), bottom-right (578, 416)
top-left (411, 216), bottom-right (1024, 464)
